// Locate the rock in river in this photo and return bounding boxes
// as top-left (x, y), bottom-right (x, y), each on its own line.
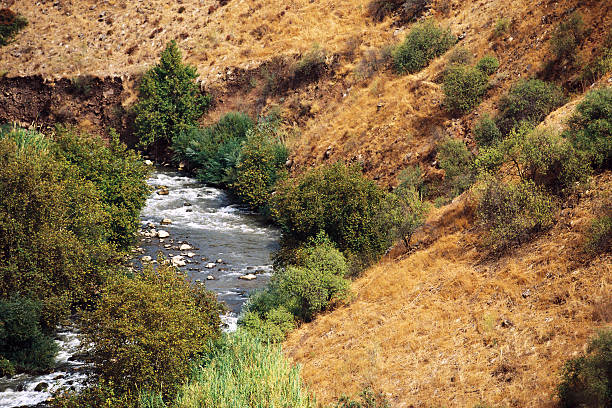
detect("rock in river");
top-left (157, 230), bottom-right (170, 238)
top-left (179, 243), bottom-right (192, 251)
top-left (239, 274), bottom-right (257, 281)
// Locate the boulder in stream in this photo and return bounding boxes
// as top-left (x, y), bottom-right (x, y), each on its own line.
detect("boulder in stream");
top-left (239, 274), bottom-right (257, 281)
top-left (157, 230), bottom-right (170, 238)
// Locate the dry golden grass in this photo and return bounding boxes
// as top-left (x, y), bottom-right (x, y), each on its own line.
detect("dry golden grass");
top-left (285, 173), bottom-right (612, 407)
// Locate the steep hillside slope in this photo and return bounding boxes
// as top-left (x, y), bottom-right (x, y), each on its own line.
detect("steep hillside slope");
top-left (285, 171), bottom-right (611, 407)
top-left (2, 0), bottom-right (610, 184)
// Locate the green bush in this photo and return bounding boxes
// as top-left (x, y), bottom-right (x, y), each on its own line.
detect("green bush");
top-left (245, 235), bottom-right (350, 325)
top-left (134, 41), bottom-right (211, 148)
top-left (474, 125), bottom-right (589, 194)
top-left (496, 79), bottom-right (566, 134)
top-left (476, 55), bottom-right (500, 75)
top-left (393, 20), bottom-right (456, 74)
top-left (83, 263), bottom-right (223, 401)
top-left (473, 114), bottom-right (502, 147)
top-left (476, 178), bottom-right (556, 249)
top-left (53, 127), bottom-right (150, 250)
top-left (567, 87), bottom-right (612, 170)
top-left (581, 30), bottom-right (612, 84)
top-left (0, 297), bottom-right (58, 373)
top-left (389, 173), bottom-right (428, 246)
top-left (436, 138), bottom-right (475, 197)
top-left (172, 112), bottom-right (254, 186)
top-left (550, 12), bottom-right (585, 64)
top-left (0, 8), bottom-right (27, 46)
top-left (271, 162), bottom-right (396, 257)
top-left (557, 329), bottom-right (612, 408)
top-left (334, 388), bottom-right (391, 408)
top-left (443, 65), bottom-right (489, 115)
top-left (0, 129), bottom-right (114, 328)
top-left (232, 121), bottom-right (288, 212)
top-left (239, 306), bottom-right (296, 343)
top-left (174, 331), bottom-right (314, 408)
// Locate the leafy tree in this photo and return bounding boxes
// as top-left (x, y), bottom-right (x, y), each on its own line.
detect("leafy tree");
top-left (83, 263), bottom-right (223, 401)
top-left (134, 41), bottom-right (210, 148)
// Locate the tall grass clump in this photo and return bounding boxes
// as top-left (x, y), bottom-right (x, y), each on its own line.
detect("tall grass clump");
top-left (174, 331), bottom-right (314, 408)
top-left (0, 8), bottom-right (27, 46)
top-left (0, 125), bottom-right (49, 154)
top-left (134, 40), bottom-right (211, 148)
top-left (393, 20), bottom-right (456, 74)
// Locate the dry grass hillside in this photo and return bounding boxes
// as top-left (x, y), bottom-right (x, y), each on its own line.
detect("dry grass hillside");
top-left (285, 172), bottom-right (612, 407)
top-left (2, 0), bottom-right (611, 184)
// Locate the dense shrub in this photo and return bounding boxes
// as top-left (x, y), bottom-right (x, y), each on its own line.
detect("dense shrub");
top-left (174, 331), bottom-right (314, 408)
top-left (473, 114), bottom-right (502, 147)
top-left (239, 306), bottom-right (296, 343)
top-left (557, 329), bottom-right (612, 408)
top-left (443, 65), bottom-right (489, 115)
top-left (586, 215), bottom-right (612, 255)
top-left (475, 125), bottom-right (589, 194)
top-left (393, 20), bottom-right (456, 74)
top-left (172, 112), bottom-right (254, 186)
top-left (476, 178), bottom-right (556, 249)
top-left (567, 87), bottom-right (612, 170)
top-left (0, 128), bottom-right (114, 328)
top-left (134, 41), bottom-right (210, 148)
top-left (550, 12), bottom-right (585, 64)
top-left (53, 127), bottom-right (150, 250)
top-left (244, 235), bottom-right (350, 328)
top-left (496, 79), bottom-right (566, 134)
top-left (475, 55), bottom-right (500, 75)
top-left (436, 138), bottom-right (475, 197)
top-left (83, 263), bottom-right (223, 401)
top-left (232, 121), bottom-right (288, 212)
top-left (271, 162), bottom-right (396, 257)
top-left (0, 297), bottom-right (58, 373)
top-left (0, 8), bottom-right (27, 46)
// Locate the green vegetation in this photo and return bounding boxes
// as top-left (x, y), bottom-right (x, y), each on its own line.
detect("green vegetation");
top-left (53, 127), bottom-right (150, 250)
top-left (473, 114), bottom-right (502, 147)
top-left (0, 8), bottom-right (27, 46)
top-left (172, 112), bottom-right (255, 185)
top-left (557, 329), bottom-right (612, 408)
top-left (446, 46), bottom-right (473, 67)
top-left (294, 44), bottom-right (327, 80)
top-left (334, 388), bottom-right (391, 408)
top-left (174, 331), bottom-right (314, 408)
top-left (134, 41), bottom-right (211, 148)
top-left (586, 215), bottom-right (612, 254)
top-left (581, 30), bottom-right (612, 84)
top-left (232, 121), bottom-right (289, 212)
top-left (0, 297), bottom-right (58, 374)
top-left (475, 55), bottom-right (500, 75)
top-left (393, 20), bottom-right (456, 74)
top-left (436, 138), bottom-right (475, 197)
top-left (242, 234), bottom-right (349, 340)
top-left (567, 87), bottom-right (612, 170)
top-left (271, 162), bottom-right (397, 257)
top-left (496, 79), bottom-right (566, 134)
top-left (443, 65), bottom-right (489, 115)
top-left (550, 12), bottom-right (585, 65)
top-left (475, 178), bottom-right (556, 249)
top-left (83, 263), bottom-right (223, 401)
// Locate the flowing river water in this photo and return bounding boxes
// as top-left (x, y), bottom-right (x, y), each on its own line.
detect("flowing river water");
top-left (0, 168), bottom-right (280, 408)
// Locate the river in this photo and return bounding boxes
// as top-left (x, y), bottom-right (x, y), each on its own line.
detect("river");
top-left (0, 168), bottom-right (280, 407)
